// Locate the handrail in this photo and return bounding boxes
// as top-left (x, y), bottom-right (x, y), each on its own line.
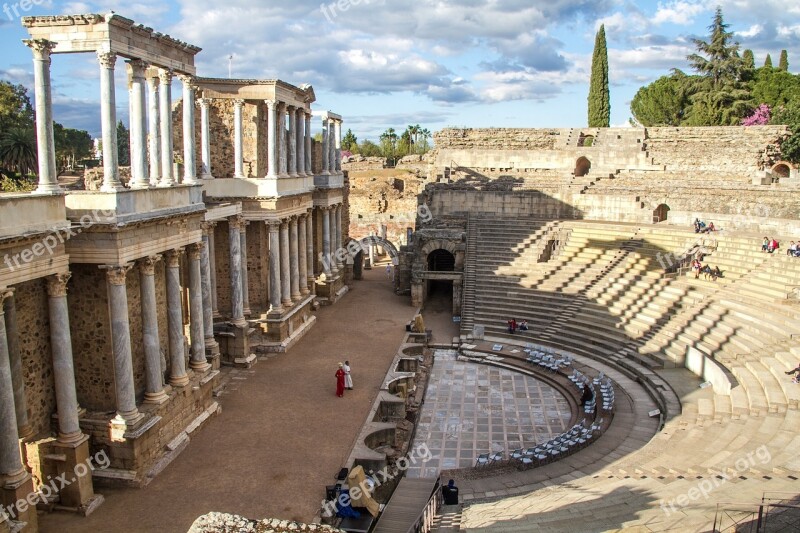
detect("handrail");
top-left (407, 477), bottom-right (442, 533)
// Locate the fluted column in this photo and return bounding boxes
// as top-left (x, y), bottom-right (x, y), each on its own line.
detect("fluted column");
top-left (198, 98), bottom-right (213, 178)
top-left (233, 99), bottom-right (245, 178)
top-left (298, 214), bottom-right (309, 295)
top-left (296, 107), bottom-right (306, 177)
top-left (278, 102), bottom-right (288, 177)
top-left (306, 208), bottom-right (315, 287)
top-left (158, 68), bottom-right (175, 186)
top-left (138, 257), bottom-right (167, 404)
top-left (322, 207), bottom-right (332, 275)
top-left (280, 220), bottom-right (291, 306)
top-left (24, 39), bottom-right (59, 194)
top-left (98, 52), bottom-right (123, 191)
top-left (104, 265), bottom-right (143, 425)
top-left (0, 289), bottom-right (25, 482)
top-left (208, 224), bottom-right (220, 318)
top-left (290, 216), bottom-right (301, 302)
top-left (328, 119), bottom-right (336, 176)
top-left (335, 204), bottom-right (344, 270)
top-left (180, 75), bottom-right (197, 184)
top-left (187, 244), bottom-right (210, 372)
top-left (334, 119), bottom-right (342, 173)
top-left (304, 112), bottom-right (312, 175)
top-left (240, 220), bottom-right (251, 316)
top-left (165, 249), bottom-right (188, 387)
top-left (287, 105), bottom-right (297, 177)
top-left (200, 224), bottom-right (219, 356)
top-left (268, 221), bottom-right (283, 313)
top-left (147, 75), bottom-right (161, 186)
top-left (2, 292), bottom-right (31, 440)
top-left (229, 216), bottom-right (246, 325)
top-left (128, 59), bottom-right (150, 189)
top-left (321, 116), bottom-right (330, 175)
top-left (265, 99), bottom-right (277, 178)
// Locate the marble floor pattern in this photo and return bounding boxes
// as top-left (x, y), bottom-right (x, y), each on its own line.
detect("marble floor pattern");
top-left (407, 349), bottom-right (572, 479)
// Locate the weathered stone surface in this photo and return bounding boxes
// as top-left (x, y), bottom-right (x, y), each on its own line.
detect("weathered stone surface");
top-left (188, 512), bottom-right (345, 533)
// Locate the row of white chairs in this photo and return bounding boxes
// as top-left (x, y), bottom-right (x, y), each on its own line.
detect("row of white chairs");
top-left (524, 348), bottom-right (572, 372)
top-left (600, 379), bottom-right (615, 411)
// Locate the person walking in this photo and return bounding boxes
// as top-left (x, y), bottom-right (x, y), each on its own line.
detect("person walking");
top-left (335, 363), bottom-right (346, 397)
top-left (344, 360), bottom-right (354, 390)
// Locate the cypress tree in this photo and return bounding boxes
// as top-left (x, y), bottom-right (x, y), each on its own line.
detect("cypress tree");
top-left (779, 50), bottom-right (789, 71)
top-left (743, 49), bottom-right (755, 69)
top-left (588, 24), bottom-right (610, 127)
top-left (764, 54), bottom-right (773, 68)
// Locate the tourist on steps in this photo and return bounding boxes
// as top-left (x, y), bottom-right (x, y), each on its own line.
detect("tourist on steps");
top-left (762, 237), bottom-right (770, 252)
top-left (335, 363), bottom-right (346, 397)
top-left (519, 319), bottom-right (529, 331)
top-left (344, 360), bottom-right (354, 390)
top-left (508, 319), bottom-right (517, 334)
top-left (442, 479), bottom-right (459, 505)
top-left (786, 364), bottom-right (800, 383)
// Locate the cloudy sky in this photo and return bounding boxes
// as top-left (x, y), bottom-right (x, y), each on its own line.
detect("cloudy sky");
top-left (1, 0), bottom-right (798, 141)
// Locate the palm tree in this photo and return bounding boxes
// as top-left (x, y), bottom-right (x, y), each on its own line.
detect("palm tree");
top-left (0, 126), bottom-right (37, 176)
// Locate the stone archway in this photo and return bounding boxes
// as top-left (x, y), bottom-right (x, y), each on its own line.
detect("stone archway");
top-left (575, 156), bottom-right (591, 177)
top-left (653, 203), bottom-right (670, 223)
top-left (427, 249), bottom-right (455, 271)
top-left (771, 161), bottom-right (792, 182)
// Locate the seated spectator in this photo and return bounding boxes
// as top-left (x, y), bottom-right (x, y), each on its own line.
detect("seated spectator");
top-left (769, 238), bottom-right (779, 253)
top-left (787, 242), bottom-right (797, 257)
top-left (580, 383), bottom-right (594, 407)
top-left (442, 479), bottom-right (459, 505)
top-left (762, 237), bottom-right (770, 252)
top-left (507, 319), bottom-right (516, 334)
top-left (712, 266), bottom-right (723, 281)
top-left (519, 319), bottom-right (529, 331)
top-left (706, 221), bottom-right (716, 233)
top-left (701, 264), bottom-right (712, 280)
top-left (691, 258), bottom-right (702, 279)
top-left (693, 218), bottom-right (702, 233)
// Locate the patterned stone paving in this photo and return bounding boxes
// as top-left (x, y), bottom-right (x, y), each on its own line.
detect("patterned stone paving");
top-left (407, 349), bottom-right (572, 478)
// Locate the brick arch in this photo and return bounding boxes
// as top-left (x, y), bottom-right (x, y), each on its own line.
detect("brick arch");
top-left (420, 239), bottom-right (457, 259)
top-left (771, 161), bottom-right (793, 178)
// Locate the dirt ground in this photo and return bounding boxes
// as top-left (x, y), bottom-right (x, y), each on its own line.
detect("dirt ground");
top-left (38, 260), bottom-right (435, 533)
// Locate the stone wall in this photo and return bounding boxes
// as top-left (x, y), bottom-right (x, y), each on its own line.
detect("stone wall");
top-left (213, 222), bottom-right (233, 319)
top-left (433, 127), bottom-right (563, 150)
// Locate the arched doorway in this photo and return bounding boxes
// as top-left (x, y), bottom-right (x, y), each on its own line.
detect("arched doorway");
top-left (771, 162), bottom-right (791, 183)
top-left (575, 157), bottom-right (591, 177)
top-left (578, 134), bottom-right (595, 147)
top-left (653, 204), bottom-right (670, 223)
top-left (426, 249), bottom-right (455, 313)
top-left (428, 249), bottom-right (455, 271)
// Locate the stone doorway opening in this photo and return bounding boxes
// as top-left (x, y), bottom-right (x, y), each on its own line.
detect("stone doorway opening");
top-left (426, 279), bottom-right (453, 313)
top-left (771, 162), bottom-right (791, 183)
top-left (653, 203), bottom-right (670, 223)
top-left (574, 156), bottom-right (591, 177)
top-left (427, 249), bottom-right (455, 271)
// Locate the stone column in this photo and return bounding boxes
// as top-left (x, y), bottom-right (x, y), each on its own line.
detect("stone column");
top-left (278, 102), bottom-right (287, 177)
top-left (265, 100), bottom-right (278, 178)
top-left (280, 220), bottom-right (292, 306)
top-left (321, 116), bottom-right (329, 175)
top-left (0, 289), bottom-right (26, 482)
top-left (298, 214), bottom-right (309, 295)
top-left (296, 107), bottom-right (306, 177)
top-left (322, 207), bottom-right (332, 275)
top-left (233, 99), bottom-right (245, 178)
top-left (289, 216), bottom-right (301, 302)
top-left (138, 257), bottom-right (167, 404)
top-left (165, 250), bottom-right (189, 386)
top-left (128, 59), bottom-right (150, 189)
top-left (306, 208), bottom-right (315, 287)
top-left (158, 68), bottom-right (175, 186)
top-left (104, 265), bottom-right (143, 425)
top-left (24, 39), bottom-right (59, 194)
top-left (329, 120), bottom-right (337, 176)
top-left (208, 224), bottom-right (220, 318)
top-left (147, 75), bottom-right (161, 186)
top-left (198, 98), bottom-right (213, 178)
top-left (334, 119), bottom-right (342, 173)
top-left (240, 220), bottom-right (251, 316)
top-left (335, 204), bottom-right (344, 270)
top-left (187, 244), bottom-right (211, 372)
top-left (304, 112), bottom-right (312, 175)
top-left (180, 75), bottom-right (197, 184)
top-left (229, 216), bottom-right (246, 325)
top-left (287, 104), bottom-right (297, 177)
top-left (98, 51), bottom-right (123, 192)
top-left (330, 207), bottom-right (340, 276)
top-left (267, 221), bottom-right (282, 313)
top-left (45, 274), bottom-right (84, 442)
top-left (2, 292), bottom-right (31, 440)
top-left (200, 224), bottom-right (219, 358)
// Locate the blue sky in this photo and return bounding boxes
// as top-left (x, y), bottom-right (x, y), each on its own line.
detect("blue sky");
top-left (1, 0), bottom-right (798, 142)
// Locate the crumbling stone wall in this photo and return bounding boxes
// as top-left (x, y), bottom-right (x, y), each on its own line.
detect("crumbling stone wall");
top-left (433, 127), bottom-right (562, 150)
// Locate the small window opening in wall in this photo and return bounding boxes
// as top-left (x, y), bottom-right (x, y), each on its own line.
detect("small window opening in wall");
top-left (358, 214), bottom-right (363, 219)
top-left (389, 215), bottom-right (394, 219)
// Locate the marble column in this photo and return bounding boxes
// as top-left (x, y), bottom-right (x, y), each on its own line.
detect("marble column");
top-left (306, 208), bottom-right (315, 287)
top-left (335, 204), bottom-right (344, 270)
top-left (330, 207), bottom-right (339, 276)
top-left (304, 112), bottom-right (312, 175)
top-left (280, 220), bottom-right (291, 306)
top-left (128, 59), bottom-right (150, 189)
top-left (45, 274), bottom-right (84, 442)
top-left (278, 102), bottom-right (287, 177)
top-left (187, 243), bottom-right (210, 372)
top-left (98, 51), bottom-right (123, 191)
top-left (138, 257), bottom-right (167, 404)
top-left (2, 292), bottom-right (32, 440)
top-left (200, 224), bottom-right (219, 356)
top-left (298, 214), bottom-right (309, 295)
top-left (208, 224), bottom-right (220, 318)
top-left (265, 100), bottom-right (278, 178)
top-left (329, 119), bottom-right (337, 176)
top-left (158, 68), bottom-right (175, 186)
top-left (24, 39), bottom-right (59, 194)
top-left (165, 249), bottom-right (189, 387)
top-left (147, 75), bottom-right (161, 186)
top-left (322, 207), bottom-right (332, 275)
top-left (321, 117), bottom-right (330, 175)
top-left (287, 105), bottom-right (297, 177)
top-left (296, 107), bottom-right (306, 177)
top-left (334, 119), bottom-right (342, 173)
top-left (180, 75), bottom-right (197, 184)
top-left (267, 221), bottom-right (283, 313)
top-left (233, 99), bottom-right (245, 178)
top-left (198, 98), bottom-right (213, 178)
top-left (240, 220), bottom-right (251, 316)
top-left (229, 216), bottom-right (246, 325)
top-left (0, 289), bottom-right (25, 482)
top-left (104, 265), bottom-right (143, 425)
top-left (289, 216), bottom-right (301, 302)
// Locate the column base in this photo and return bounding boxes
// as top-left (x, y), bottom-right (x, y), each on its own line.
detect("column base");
top-left (17, 425), bottom-right (34, 442)
top-left (0, 471), bottom-right (37, 532)
top-left (50, 434), bottom-right (103, 514)
top-left (281, 299), bottom-right (293, 307)
top-left (189, 359), bottom-right (212, 373)
top-left (143, 390), bottom-right (169, 405)
top-left (34, 182), bottom-right (63, 195)
top-left (243, 307), bottom-right (252, 317)
top-left (169, 374), bottom-right (190, 388)
top-left (99, 182), bottom-right (125, 192)
top-left (258, 294), bottom-right (316, 352)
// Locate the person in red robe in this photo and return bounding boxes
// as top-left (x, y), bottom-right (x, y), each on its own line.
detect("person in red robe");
top-left (335, 363), bottom-right (346, 397)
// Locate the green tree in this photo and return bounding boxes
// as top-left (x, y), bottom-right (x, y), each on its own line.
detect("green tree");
top-left (379, 127), bottom-right (398, 163)
top-left (0, 126), bottom-right (37, 176)
top-left (771, 102), bottom-right (800, 163)
top-left (630, 71), bottom-right (693, 126)
top-left (53, 123), bottom-right (93, 173)
top-left (751, 69), bottom-right (800, 108)
top-left (341, 129), bottom-right (358, 152)
top-left (116, 120), bottom-right (130, 166)
top-left (778, 50), bottom-right (789, 71)
top-left (764, 54), bottom-right (773, 68)
top-left (358, 139), bottom-right (382, 157)
top-left (0, 81), bottom-right (33, 132)
top-left (743, 49), bottom-right (755, 69)
top-left (588, 24), bottom-right (610, 127)
top-left (687, 7), bottom-right (743, 89)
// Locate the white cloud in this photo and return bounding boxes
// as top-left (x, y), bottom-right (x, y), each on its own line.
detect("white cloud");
top-left (652, 0), bottom-right (705, 26)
